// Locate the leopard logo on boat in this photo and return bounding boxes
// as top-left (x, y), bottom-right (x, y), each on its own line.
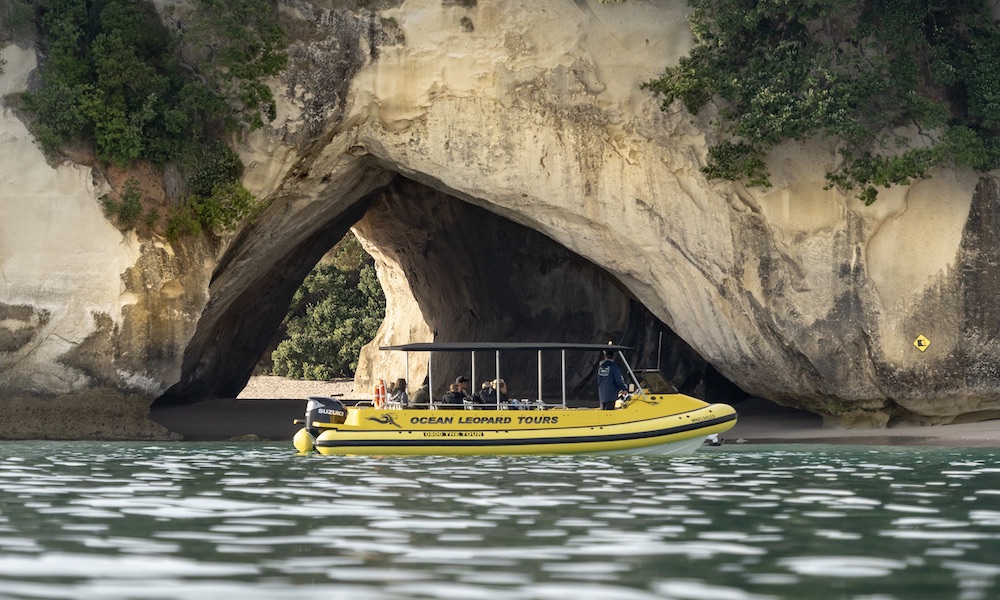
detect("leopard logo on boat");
top-left (368, 414), bottom-right (402, 428)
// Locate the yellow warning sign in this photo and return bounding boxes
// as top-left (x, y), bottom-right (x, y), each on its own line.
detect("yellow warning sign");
top-left (913, 335), bottom-right (930, 352)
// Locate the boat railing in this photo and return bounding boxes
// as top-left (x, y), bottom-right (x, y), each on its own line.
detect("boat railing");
top-left (363, 395), bottom-right (660, 412)
top-left (377, 342), bottom-right (645, 410)
top-left (369, 399), bottom-right (560, 411)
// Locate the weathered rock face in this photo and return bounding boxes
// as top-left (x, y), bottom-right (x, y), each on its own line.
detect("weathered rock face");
top-left (0, 45), bottom-right (204, 399)
top-left (2, 0), bottom-right (999, 437)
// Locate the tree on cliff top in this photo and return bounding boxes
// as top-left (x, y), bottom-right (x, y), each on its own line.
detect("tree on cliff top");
top-left (644, 0), bottom-right (1000, 204)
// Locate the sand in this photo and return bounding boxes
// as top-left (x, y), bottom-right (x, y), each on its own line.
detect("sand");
top-left (728, 397), bottom-right (1000, 448)
top-left (236, 376), bottom-right (358, 400)
top-left (145, 376), bottom-right (1000, 446)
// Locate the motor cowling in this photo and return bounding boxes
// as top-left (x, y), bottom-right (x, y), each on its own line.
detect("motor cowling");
top-left (305, 396), bottom-right (347, 436)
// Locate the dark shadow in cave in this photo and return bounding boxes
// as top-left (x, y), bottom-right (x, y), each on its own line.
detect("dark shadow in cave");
top-left (352, 177), bottom-right (746, 404)
top-left (152, 174), bottom-right (744, 425)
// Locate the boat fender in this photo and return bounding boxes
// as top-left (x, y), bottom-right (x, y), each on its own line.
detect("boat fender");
top-left (293, 428), bottom-right (315, 454)
top-left (374, 379), bottom-right (387, 409)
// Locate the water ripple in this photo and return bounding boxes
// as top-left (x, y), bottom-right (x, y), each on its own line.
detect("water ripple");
top-left (0, 443), bottom-right (998, 599)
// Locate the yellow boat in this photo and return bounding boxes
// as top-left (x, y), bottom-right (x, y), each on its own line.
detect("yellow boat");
top-left (292, 342), bottom-right (738, 456)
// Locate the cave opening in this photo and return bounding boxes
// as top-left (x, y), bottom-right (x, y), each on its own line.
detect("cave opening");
top-left (347, 177), bottom-right (749, 404)
top-left (153, 175), bottom-right (742, 418)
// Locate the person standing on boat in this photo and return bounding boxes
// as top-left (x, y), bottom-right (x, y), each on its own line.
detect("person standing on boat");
top-left (597, 350), bottom-right (627, 410)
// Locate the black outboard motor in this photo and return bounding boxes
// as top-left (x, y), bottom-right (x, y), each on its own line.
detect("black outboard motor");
top-left (305, 396), bottom-right (347, 436)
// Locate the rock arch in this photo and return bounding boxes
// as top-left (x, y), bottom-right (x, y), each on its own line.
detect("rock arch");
top-left (116, 0), bottom-right (1000, 427)
top-left (157, 173), bottom-right (725, 406)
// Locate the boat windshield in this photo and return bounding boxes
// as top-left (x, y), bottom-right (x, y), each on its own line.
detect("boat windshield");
top-left (635, 370), bottom-right (678, 394)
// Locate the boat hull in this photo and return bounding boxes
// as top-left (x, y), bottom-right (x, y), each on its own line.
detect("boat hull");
top-left (310, 394), bottom-right (737, 456)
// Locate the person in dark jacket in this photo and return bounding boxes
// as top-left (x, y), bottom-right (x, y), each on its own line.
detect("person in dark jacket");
top-left (455, 376), bottom-right (471, 398)
top-left (440, 383), bottom-right (466, 409)
top-left (471, 381), bottom-right (493, 407)
top-left (482, 379), bottom-right (509, 407)
top-left (597, 350), bottom-right (627, 410)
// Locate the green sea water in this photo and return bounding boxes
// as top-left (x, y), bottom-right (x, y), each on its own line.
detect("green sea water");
top-left (0, 442), bottom-right (998, 599)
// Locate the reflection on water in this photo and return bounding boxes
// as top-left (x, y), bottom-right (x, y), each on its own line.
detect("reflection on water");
top-left (0, 442), bottom-right (998, 599)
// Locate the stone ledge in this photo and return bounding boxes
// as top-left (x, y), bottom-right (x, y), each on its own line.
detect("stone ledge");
top-left (0, 391), bottom-right (179, 441)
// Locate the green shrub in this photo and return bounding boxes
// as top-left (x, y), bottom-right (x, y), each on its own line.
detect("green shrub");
top-left (271, 236), bottom-right (386, 379)
top-left (22, 0), bottom-right (209, 166)
top-left (643, 0), bottom-right (1000, 204)
top-left (166, 180), bottom-right (262, 240)
top-left (164, 142), bottom-right (259, 239)
top-left (22, 0), bottom-right (286, 235)
top-left (193, 181), bottom-right (262, 231)
top-left (23, 0), bottom-right (287, 164)
top-left (188, 142), bottom-right (244, 197)
top-left (101, 177), bottom-right (143, 230)
top-left (117, 178), bottom-right (143, 228)
top-left (182, 0), bottom-right (287, 132)
top-left (165, 206), bottom-right (202, 240)
top-left (0, 0), bottom-right (34, 45)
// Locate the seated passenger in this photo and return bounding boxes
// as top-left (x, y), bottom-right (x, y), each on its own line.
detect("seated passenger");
top-left (388, 378), bottom-right (407, 408)
top-left (482, 379), bottom-right (509, 407)
top-left (440, 383), bottom-right (466, 409)
top-left (455, 376), bottom-right (472, 400)
top-left (408, 376), bottom-right (429, 409)
top-left (471, 381), bottom-right (491, 406)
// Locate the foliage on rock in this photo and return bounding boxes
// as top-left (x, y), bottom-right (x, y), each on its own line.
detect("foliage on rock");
top-left (18, 0), bottom-right (283, 234)
top-left (165, 142), bottom-right (262, 239)
top-left (270, 235), bottom-right (386, 380)
top-left (101, 177), bottom-right (143, 230)
top-left (643, 0), bottom-right (1000, 204)
top-left (165, 0), bottom-right (286, 132)
top-left (0, 0), bottom-right (33, 48)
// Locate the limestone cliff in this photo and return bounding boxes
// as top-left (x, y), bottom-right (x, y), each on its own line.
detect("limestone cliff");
top-left (1, 0), bottom-right (998, 438)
